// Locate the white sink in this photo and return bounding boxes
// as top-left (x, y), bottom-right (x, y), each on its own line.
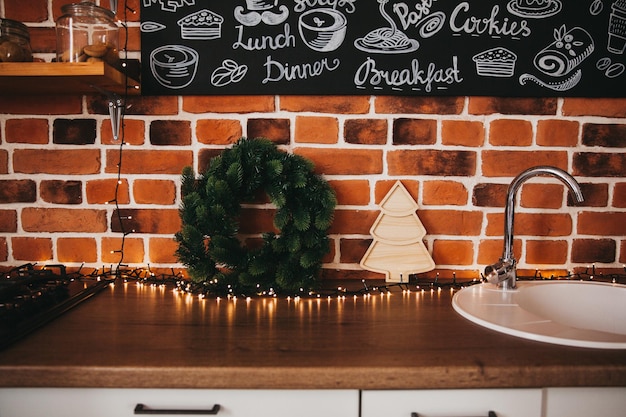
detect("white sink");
top-left (452, 280), bottom-right (626, 349)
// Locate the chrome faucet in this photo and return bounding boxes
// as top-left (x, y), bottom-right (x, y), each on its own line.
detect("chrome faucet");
top-left (484, 166), bottom-right (585, 290)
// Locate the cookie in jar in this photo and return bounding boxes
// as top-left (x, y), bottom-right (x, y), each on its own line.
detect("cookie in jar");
top-left (55, 1), bottom-right (120, 67)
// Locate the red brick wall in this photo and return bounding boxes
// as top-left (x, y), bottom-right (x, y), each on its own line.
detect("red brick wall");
top-left (1, 0), bottom-right (625, 280)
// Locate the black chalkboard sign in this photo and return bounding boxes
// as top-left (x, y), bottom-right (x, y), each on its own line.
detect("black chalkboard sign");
top-left (140, 0), bottom-right (626, 96)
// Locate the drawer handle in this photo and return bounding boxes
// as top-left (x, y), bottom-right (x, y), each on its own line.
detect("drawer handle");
top-left (134, 403), bottom-right (221, 415)
top-left (411, 412), bottom-right (496, 417)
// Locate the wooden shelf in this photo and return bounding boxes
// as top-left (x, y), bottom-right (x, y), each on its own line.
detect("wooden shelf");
top-left (0, 61), bottom-right (140, 96)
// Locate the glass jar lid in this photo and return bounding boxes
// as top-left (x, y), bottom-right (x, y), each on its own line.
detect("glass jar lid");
top-left (60, 1), bottom-right (116, 19)
top-left (0, 18), bottom-right (31, 40)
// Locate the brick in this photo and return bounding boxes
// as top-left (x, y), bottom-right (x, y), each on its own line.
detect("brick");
top-left (57, 238), bottom-right (97, 263)
top-left (329, 209), bottom-right (378, 234)
top-left (419, 210), bottom-right (483, 236)
top-left (392, 118), bottom-right (436, 145)
top-left (5, 119), bottom-right (49, 144)
top-left (621, 241), bottom-right (626, 264)
top-left (0, 95), bottom-right (81, 115)
top-left (489, 119), bottom-right (532, 146)
top-left (0, 180), bottom-right (37, 203)
top-left (340, 239), bottom-right (370, 263)
top-left (342, 119), bottom-right (386, 145)
top-left (0, 210), bottom-right (18, 233)
top-left (281, 96), bottom-right (369, 114)
top-left (52, 119), bottom-right (97, 145)
top-left (0, 238), bottom-right (6, 262)
top-left (86, 178), bottom-right (130, 205)
top-left (572, 239), bottom-right (616, 263)
top-left (102, 119), bottom-right (145, 145)
top-left (150, 120), bottom-right (192, 146)
top-left (247, 119), bottom-right (290, 143)
top-left (4, 0), bottom-right (48, 22)
top-left (183, 96), bottom-right (275, 113)
top-left (375, 96), bottom-right (464, 114)
top-left (573, 152), bottom-right (626, 177)
top-left (239, 208), bottom-right (277, 235)
top-left (111, 208), bottom-right (180, 234)
top-left (149, 237), bottom-right (179, 263)
top-left (441, 120), bottom-right (484, 147)
top-left (486, 213), bottom-right (573, 237)
top-left (28, 26), bottom-right (56, 54)
top-left (198, 148), bottom-right (226, 174)
top-left (295, 148), bottom-right (383, 175)
top-left (11, 237), bottom-right (53, 261)
top-left (482, 151), bottom-right (568, 177)
top-left (0, 151), bottom-right (7, 174)
top-left (295, 116), bottom-right (338, 144)
top-left (14, 149), bottom-right (101, 174)
top-left (375, 180), bottom-right (419, 204)
top-left (107, 96), bottom-right (179, 116)
top-left (197, 119), bottom-right (242, 145)
top-left (40, 180), bottom-right (82, 204)
top-left (562, 98), bottom-right (626, 117)
top-left (329, 180), bottom-right (370, 206)
top-left (568, 183), bottom-right (608, 207)
top-left (613, 183), bottom-right (626, 207)
top-left (468, 97), bottom-right (557, 115)
top-left (105, 149), bottom-right (192, 174)
top-left (478, 239), bottom-right (522, 265)
top-left (432, 240), bottom-right (473, 265)
top-left (52, 0), bottom-right (70, 20)
top-left (472, 183), bottom-right (508, 207)
top-left (22, 208), bottom-right (107, 232)
top-left (525, 240), bottom-right (567, 264)
top-left (133, 179), bottom-right (176, 205)
top-left (521, 183), bottom-right (565, 209)
top-left (388, 149), bottom-right (476, 176)
top-left (536, 120), bottom-right (579, 147)
top-left (582, 123), bottom-right (626, 147)
top-left (578, 212), bottom-right (626, 235)
top-left (422, 180), bottom-right (468, 206)
top-left (102, 237), bottom-right (145, 264)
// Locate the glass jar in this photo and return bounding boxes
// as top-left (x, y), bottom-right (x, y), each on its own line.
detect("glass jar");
top-left (55, 1), bottom-right (120, 67)
top-left (0, 18), bottom-right (33, 62)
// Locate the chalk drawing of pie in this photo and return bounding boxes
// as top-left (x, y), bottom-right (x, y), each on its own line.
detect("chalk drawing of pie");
top-left (507, 0), bottom-right (563, 18)
top-left (354, 0), bottom-right (418, 54)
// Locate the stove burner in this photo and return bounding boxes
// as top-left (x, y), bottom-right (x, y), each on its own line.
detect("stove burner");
top-left (0, 263), bottom-right (110, 350)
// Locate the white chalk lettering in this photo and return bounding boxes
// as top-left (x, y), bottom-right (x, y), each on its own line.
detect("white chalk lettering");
top-left (233, 23), bottom-right (296, 51)
top-left (354, 56), bottom-right (463, 92)
top-left (263, 55), bottom-right (341, 83)
top-left (450, 2), bottom-right (531, 38)
top-left (294, 0), bottom-right (356, 13)
top-left (393, 1), bottom-right (436, 31)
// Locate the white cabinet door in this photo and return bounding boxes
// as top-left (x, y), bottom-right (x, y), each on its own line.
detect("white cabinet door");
top-left (0, 388), bottom-right (359, 417)
top-left (544, 387), bottom-right (626, 417)
top-left (361, 389), bottom-right (543, 417)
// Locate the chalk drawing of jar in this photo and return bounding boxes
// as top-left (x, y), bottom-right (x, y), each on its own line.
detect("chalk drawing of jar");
top-left (299, 8), bottom-right (347, 52)
top-left (150, 45), bottom-right (199, 89)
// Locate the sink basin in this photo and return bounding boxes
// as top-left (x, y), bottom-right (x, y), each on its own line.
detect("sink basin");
top-left (452, 280), bottom-right (626, 349)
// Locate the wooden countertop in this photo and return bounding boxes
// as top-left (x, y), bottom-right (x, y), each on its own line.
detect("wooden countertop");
top-left (0, 280), bottom-right (625, 390)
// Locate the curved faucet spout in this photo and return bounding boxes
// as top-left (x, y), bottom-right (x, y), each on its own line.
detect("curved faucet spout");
top-left (488, 166), bottom-right (584, 290)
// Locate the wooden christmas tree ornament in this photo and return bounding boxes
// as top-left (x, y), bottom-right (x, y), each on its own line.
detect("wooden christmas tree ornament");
top-left (360, 181), bottom-right (435, 283)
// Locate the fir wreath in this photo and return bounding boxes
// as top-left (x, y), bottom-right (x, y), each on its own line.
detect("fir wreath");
top-left (175, 138), bottom-right (337, 294)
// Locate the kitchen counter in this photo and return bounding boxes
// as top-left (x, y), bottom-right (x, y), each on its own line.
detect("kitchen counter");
top-left (0, 280), bottom-right (625, 390)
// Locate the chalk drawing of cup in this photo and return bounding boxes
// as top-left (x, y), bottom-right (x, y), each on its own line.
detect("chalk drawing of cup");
top-left (299, 8), bottom-right (347, 52)
top-left (608, 0), bottom-right (626, 54)
top-left (150, 45), bottom-right (199, 89)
